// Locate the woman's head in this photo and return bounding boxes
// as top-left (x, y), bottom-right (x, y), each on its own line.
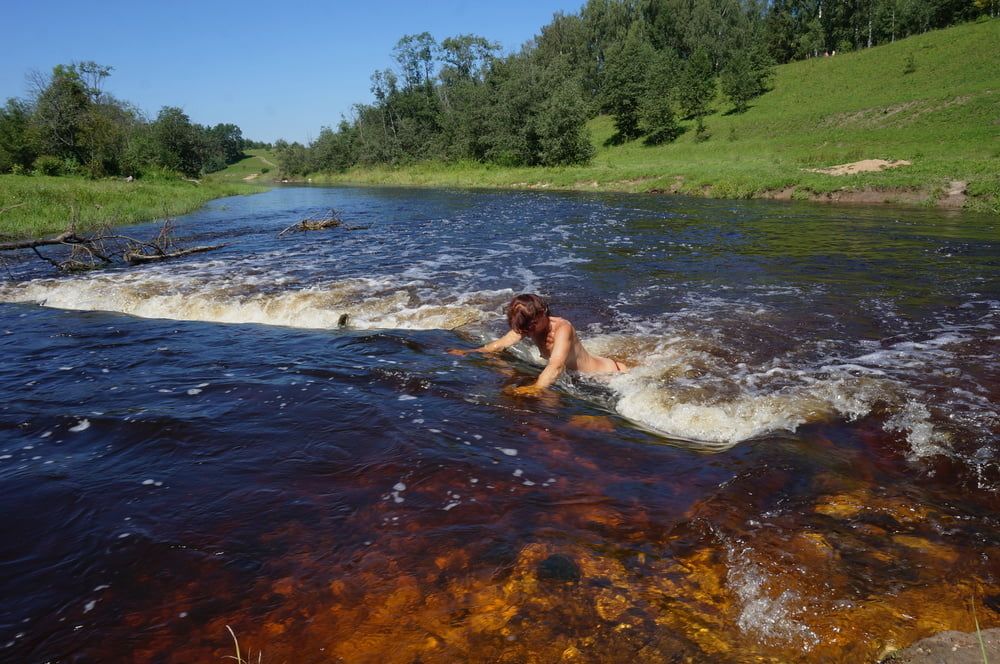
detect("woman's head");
top-left (506, 293), bottom-right (550, 335)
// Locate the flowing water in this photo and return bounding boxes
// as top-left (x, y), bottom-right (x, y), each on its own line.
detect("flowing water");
top-left (0, 186), bottom-right (997, 663)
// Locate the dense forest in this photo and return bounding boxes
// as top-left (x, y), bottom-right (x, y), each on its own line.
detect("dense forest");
top-left (0, 62), bottom-right (248, 178)
top-left (273, 0), bottom-right (994, 174)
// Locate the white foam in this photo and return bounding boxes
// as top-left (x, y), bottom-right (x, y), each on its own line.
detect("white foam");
top-left (725, 540), bottom-right (819, 648)
top-left (0, 273), bottom-right (498, 332)
top-left (581, 330), bottom-right (937, 449)
top-left (69, 419), bottom-right (90, 433)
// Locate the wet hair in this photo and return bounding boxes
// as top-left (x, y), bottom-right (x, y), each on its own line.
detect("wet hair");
top-left (506, 293), bottom-right (550, 334)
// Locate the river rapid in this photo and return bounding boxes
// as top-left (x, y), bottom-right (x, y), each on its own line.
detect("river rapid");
top-left (0, 186), bottom-right (997, 662)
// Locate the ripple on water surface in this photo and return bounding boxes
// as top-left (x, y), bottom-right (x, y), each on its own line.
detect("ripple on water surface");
top-left (0, 187), bottom-right (997, 661)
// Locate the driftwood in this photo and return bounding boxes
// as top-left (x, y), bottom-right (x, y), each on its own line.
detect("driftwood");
top-left (277, 209), bottom-right (343, 237)
top-left (0, 230), bottom-right (86, 251)
top-left (124, 244), bottom-right (225, 264)
top-left (0, 220), bottom-right (225, 273)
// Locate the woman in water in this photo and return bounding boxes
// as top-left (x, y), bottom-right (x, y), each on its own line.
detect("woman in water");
top-left (449, 293), bottom-right (628, 395)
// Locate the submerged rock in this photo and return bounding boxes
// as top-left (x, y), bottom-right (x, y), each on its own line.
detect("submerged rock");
top-left (883, 628), bottom-right (1000, 663)
top-left (537, 554), bottom-right (582, 583)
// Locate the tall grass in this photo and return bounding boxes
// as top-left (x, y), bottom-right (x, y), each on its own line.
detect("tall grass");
top-left (0, 175), bottom-right (266, 239)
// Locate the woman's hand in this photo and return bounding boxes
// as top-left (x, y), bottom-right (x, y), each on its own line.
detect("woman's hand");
top-left (447, 348), bottom-right (474, 356)
top-left (504, 384), bottom-right (545, 397)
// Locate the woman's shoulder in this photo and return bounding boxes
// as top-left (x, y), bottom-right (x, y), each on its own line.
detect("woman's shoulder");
top-left (550, 317), bottom-right (575, 334)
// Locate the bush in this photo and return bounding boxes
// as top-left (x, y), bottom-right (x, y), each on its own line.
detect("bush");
top-left (694, 118), bottom-right (711, 143)
top-left (33, 155), bottom-right (64, 176)
top-left (261, 167), bottom-right (270, 174)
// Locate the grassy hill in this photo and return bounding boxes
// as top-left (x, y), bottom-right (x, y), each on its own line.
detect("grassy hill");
top-left (207, 149), bottom-right (281, 183)
top-left (314, 18), bottom-right (1000, 213)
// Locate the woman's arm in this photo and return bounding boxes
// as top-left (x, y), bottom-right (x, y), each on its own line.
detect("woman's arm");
top-left (448, 329), bottom-right (523, 355)
top-left (532, 326), bottom-right (571, 389)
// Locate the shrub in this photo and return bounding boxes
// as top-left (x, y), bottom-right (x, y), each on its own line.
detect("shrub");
top-left (33, 155), bottom-right (64, 176)
top-left (695, 118), bottom-right (711, 143)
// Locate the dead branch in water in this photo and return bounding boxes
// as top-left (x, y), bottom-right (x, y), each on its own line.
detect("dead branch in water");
top-left (124, 244), bottom-right (225, 264)
top-left (0, 230), bottom-right (86, 251)
top-left (277, 209), bottom-right (342, 237)
top-left (0, 219), bottom-right (225, 274)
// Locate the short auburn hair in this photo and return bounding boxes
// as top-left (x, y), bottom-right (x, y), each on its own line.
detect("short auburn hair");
top-left (506, 293), bottom-right (550, 334)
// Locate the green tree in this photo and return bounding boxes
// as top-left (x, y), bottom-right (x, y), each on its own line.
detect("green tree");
top-left (0, 98), bottom-right (37, 173)
top-left (311, 120), bottom-right (358, 172)
top-left (601, 26), bottom-right (655, 142)
top-left (393, 33), bottom-right (438, 90)
top-left (676, 48), bottom-right (715, 120)
top-left (274, 139), bottom-right (310, 176)
top-left (579, 0), bottom-right (643, 98)
top-left (535, 76), bottom-right (595, 165)
top-left (79, 96), bottom-right (138, 177)
top-left (641, 48), bottom-right (682, 145)
top-left (720, 44), bottom-right (773, 113)
top-left (30, 65), bottom-right (91, 161)
top-left (150, 106), bottom-right (204, 176)
top-left (439, 34), bottom-right (500, 84)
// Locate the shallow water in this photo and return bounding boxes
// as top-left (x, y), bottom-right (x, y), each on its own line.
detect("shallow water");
top-left (0, 186), bottom-right (997, 662)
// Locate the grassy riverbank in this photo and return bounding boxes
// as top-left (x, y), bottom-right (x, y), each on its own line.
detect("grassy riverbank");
top-left (0, 175), bottom-right (266, 239)
top-left (305, 18), bottom-right (999, 214)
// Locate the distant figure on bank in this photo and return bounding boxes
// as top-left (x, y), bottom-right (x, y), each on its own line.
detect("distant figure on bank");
top-left (448, 293), bottom-right (629, 395)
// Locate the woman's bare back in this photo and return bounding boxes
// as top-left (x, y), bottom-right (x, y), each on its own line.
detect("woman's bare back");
top-left (530, 317), bottom-right (623, 374)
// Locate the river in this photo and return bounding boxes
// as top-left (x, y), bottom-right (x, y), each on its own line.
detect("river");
top-left (0, 186), bottom-right (997, 662)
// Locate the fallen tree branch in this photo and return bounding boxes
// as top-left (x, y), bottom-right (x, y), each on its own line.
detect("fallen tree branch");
top-left (277, 209), bottom-right (343, 237)
top-left (0, 231), bottom-right (83, 251)
top-left (1, 219), bottom-right (223, 274)
top-left (124, 244), bottom-right (225, 264)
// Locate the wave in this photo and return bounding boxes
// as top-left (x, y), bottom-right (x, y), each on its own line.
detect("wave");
top-left (0, 271), bottom-right (508, 332)
top-left (2, 273), bottom-right (990, 459)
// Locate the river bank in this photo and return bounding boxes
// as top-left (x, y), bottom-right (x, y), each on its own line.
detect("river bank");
top-left (271, 19), bottom-right (998, 215)
top-left (0, 175), bottom-right (266, 239)
top-left (297, 154), bottom-right (989, 213)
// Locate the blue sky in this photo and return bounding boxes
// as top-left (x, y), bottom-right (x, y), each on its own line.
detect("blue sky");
top-left (1, 0), bottom-right (582, 144)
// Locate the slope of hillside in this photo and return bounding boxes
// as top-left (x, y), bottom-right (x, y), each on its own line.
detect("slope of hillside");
top-left (208, 149), bottom-right (281, 183)
top-left (318, 18), bottom-right (1000, 213)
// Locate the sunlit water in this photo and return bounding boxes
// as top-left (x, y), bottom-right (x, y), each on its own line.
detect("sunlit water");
top-left (0, 186), bottom-right (997, 662)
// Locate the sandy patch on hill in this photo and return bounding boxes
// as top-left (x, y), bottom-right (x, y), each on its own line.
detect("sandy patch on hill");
top-left (807, 159), bottom-right (912, 176)
top-left (807, 159), bottom-right (911, 175)
top-left (242, 173), bottom-right (260, 181)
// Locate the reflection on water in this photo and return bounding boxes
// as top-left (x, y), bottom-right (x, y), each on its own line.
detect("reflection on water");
top-left (0, 186), bottom-right (997, 662)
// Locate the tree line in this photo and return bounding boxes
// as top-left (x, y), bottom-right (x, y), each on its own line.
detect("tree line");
top-left (275, 0), bottom-right (992, 175)
top-left (0, 61), bottom-right (248, 178)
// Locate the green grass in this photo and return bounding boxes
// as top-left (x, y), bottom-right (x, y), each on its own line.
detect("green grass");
top-left (209, 149), bottom-right (281, 183)
top-left (313, 18), bottom-right (1000, 214)
top-left (0, 174), bottom-right (266, 239)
